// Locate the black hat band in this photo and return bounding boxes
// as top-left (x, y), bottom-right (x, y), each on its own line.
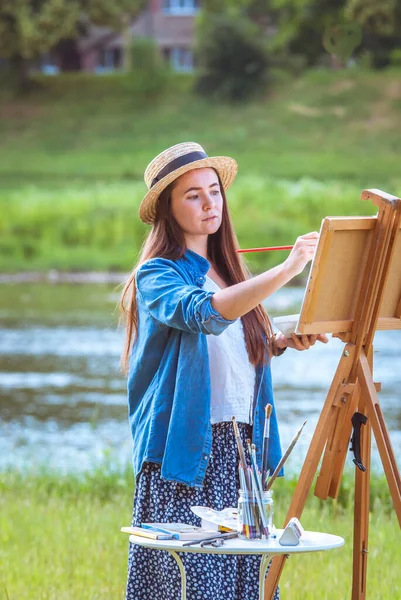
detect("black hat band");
top-left (150, 151), bottom-right (208, 188)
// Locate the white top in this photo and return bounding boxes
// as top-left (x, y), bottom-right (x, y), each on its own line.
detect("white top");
top-left (203, 275), bottom-right (256, 425)
top-left (128, 530), bottom-right (345, 555)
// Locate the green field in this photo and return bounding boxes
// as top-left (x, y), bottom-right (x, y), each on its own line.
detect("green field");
top-left (0, 468), bottom-right (399, 600)
top-left (1, 68), bottom-right (401, 273)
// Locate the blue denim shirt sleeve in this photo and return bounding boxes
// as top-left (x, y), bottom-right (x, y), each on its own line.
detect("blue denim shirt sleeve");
top-left (136, 258), bottom-right (237, 335)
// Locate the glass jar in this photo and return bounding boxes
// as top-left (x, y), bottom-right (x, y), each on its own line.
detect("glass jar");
top-left (237, 488), bottom-right (274, 540)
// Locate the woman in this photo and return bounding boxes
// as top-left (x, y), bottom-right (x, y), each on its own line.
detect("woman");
top-left (120, 142), bottom-right (327, 600)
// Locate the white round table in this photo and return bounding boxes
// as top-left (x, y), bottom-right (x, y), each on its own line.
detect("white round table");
top-left (129, 530), bottom-right (344, 600)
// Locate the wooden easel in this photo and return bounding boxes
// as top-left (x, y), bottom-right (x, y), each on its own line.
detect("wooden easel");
top-left (264, 189), bottom-right (401, 600)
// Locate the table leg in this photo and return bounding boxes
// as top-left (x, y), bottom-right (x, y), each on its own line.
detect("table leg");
top-left (259, 554), bottom-right (271, 600)
top-left (168, 550), bottom-right (187, 600)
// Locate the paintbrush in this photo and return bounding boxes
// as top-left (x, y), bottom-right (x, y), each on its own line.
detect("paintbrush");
top-left (261, 403), bottom-right (272, 490)
top-left (237, 245), bottom-right (293, 254)
top-left (182, 531), bottom-right (238, 547)
top-left (232, 416), bottom-right (251, 491)
top-left (246, 438), bottom-right (252, 459)
top-left (249, 444), bottom-right (270, 537)
top-left (244, 439), bottom-right (262, 538)
top-left (265, 420), bottom-right (307, 492)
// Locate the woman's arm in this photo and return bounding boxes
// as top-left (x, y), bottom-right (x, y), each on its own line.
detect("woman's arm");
top-left (136, 258), bottom-right (237, 335)
top-left (211, 232), bottom-right (319, 321)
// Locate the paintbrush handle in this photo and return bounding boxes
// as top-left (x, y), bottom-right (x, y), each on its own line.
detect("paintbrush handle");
top-left (249, 467), bottom-right (269, 535)
top-left (182, 532), bottom-right (238, 547)
top-left (261, 446), bottom-right (269, 490)
top-left (237, 245), bottom-right (293, 254)
top-left (261, 404), bottom-right (272, 490)
top-left (265, 421), bottom-right (307, 492)
top-left (233, 418), bottom-right (251, 491)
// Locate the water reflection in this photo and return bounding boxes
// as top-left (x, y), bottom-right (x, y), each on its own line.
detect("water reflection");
top-left (0, 282), bottom-right (400, 474)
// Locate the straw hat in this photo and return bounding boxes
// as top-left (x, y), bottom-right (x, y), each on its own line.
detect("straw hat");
top-left (139, 142), bottom-right (238, 224)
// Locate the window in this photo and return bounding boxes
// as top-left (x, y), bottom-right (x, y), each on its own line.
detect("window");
top-left (96, 47), bottom-right (122, 73)
top-left (162, 0), bottom-right (200, 15)
top-left (40, 51), bottom-right (60, 75)
top-left (170, 47), bottom-right (194, 72)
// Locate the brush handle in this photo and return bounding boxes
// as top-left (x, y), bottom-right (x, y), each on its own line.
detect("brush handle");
top-left (233, 418), bottom-right (251, 491)
top-left (261, 406), bottom-right (272, 490)
top-left (249, 467), bottom-right (269, 536)
top-left (237, 245), bottom-right (293, 254)
top-left (265, 421), bottom-right (307, 492)
top-left (261, 445), bottom-right (269, 490)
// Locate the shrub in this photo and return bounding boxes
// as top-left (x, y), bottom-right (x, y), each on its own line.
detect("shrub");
top-left (128, 37), bottom-right (170, 97)
top-left (389, 47), bottom-right (401, 67)
top-left (194, 13), bottom-right (270, 102)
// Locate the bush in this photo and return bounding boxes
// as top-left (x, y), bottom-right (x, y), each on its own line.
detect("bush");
top-left (128, 37), bottom-right (170, 97)
top-left (194, 13), bottom-right (270, 102)
top-left (389, 47), bottom-right (401, 67)
top-left (270, 51), bottom-right (308, 76)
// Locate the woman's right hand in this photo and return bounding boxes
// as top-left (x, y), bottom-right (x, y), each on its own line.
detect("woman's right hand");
top-left (284, 232), bottom-right (319, 278)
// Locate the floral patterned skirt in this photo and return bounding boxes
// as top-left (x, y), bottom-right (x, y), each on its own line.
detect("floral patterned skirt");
top-left (125, 421), bottom-right (279, 600)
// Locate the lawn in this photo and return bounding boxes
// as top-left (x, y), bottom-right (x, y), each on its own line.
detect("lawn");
top-left (0, 469), bottom-right (398, 600)
top-left (0, 68), bottom-right (400, 272)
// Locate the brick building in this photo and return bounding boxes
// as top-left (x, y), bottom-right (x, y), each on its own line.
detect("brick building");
top-left (41, 0), bottom-right (200, 74)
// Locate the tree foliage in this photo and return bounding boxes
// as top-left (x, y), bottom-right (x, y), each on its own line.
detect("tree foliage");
top-left (0, 0), bottom-right (79, 60)
top-left (195, 12), bottom-right (270, 102)
top-left (0, 0), bottom-right (146, 66)
top-left (346, 0), bottom-right (399, 37)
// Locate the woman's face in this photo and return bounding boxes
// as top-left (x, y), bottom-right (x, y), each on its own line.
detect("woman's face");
top-left (170, 168), bottom-right (223, 239)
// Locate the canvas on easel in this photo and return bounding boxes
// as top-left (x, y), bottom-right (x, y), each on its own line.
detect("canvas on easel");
top-left (273, 213), bottom-right (401, 336)
top-left (265, 189), bottom-right (401, 600)
top-left (297, 214), bottom-right (401, 335)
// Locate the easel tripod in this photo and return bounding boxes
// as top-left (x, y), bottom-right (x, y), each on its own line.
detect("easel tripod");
top-left (265, 189), bottom-right (401, 600)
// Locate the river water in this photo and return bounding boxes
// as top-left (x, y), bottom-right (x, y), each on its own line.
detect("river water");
top-left (0, 281), bottom-right (400, 475)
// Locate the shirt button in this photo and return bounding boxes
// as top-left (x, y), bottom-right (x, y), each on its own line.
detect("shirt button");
top-left (203, 454), bottom-right (208, 461)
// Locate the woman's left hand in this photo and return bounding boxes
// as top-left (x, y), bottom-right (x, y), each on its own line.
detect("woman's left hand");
top-left (275, 332), bottom-right (329, 351)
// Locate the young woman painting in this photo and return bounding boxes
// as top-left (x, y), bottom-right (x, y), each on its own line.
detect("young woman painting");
top-left (120, 142), bottom-right (327, 600)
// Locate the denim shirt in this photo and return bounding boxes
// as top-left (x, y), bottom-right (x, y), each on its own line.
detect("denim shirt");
top-left (127, 248), bottom-right (282, 488)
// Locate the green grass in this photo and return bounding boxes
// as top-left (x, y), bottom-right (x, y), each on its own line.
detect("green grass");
top-left (1, 69), bottom-right (400, 184)
top-left (0, 68), bottom-right (400, 272)
top-left (0, 177), bottom-right (383, 273)
top-left (0, 468), bottom-right (399, 599)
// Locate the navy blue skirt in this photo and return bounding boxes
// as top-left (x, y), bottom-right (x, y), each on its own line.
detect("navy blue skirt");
top-left (126, 421), bottom-right (279, 600)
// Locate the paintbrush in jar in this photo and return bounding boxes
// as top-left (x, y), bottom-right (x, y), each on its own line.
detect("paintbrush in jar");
top-left (261, 403), bottom-right (272, 490)
top-left (232, 416), bottom-right (251, 491)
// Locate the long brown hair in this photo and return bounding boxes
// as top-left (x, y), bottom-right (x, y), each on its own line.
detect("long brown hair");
top-left (119, 171), bottom-right (274, 374)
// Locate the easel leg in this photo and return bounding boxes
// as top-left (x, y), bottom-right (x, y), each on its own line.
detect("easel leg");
top-left (357, 353), bottom-right (401, 524)
top-left (264, 345), bottom-right (356, 600)
top-left (352, 379), bottom-right (371, 600)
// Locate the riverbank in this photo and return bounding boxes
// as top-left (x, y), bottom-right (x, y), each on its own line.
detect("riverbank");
top-left (0, 271), bottom-right (127, 284)
top-left (0, 176), bottom-right (384, 274)
top-left (0, 469), bottom-right (399, 600)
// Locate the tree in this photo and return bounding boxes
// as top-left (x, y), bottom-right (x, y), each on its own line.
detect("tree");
top-left (199, 0), bottom-right (350, 67)
top-left (346, 0), bottom-right (399, 36)
top-left (266, 0), bottom-right (349, 65)
top-left (195, 12), bottom-right (270, 102)
top-left (0, 0), bottom-right (146, 89)
top-left (345, 0), bottom-right (401, 67)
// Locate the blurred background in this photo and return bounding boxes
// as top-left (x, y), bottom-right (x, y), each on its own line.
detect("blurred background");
top-left (0, 1), bottom-right (400, 599)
